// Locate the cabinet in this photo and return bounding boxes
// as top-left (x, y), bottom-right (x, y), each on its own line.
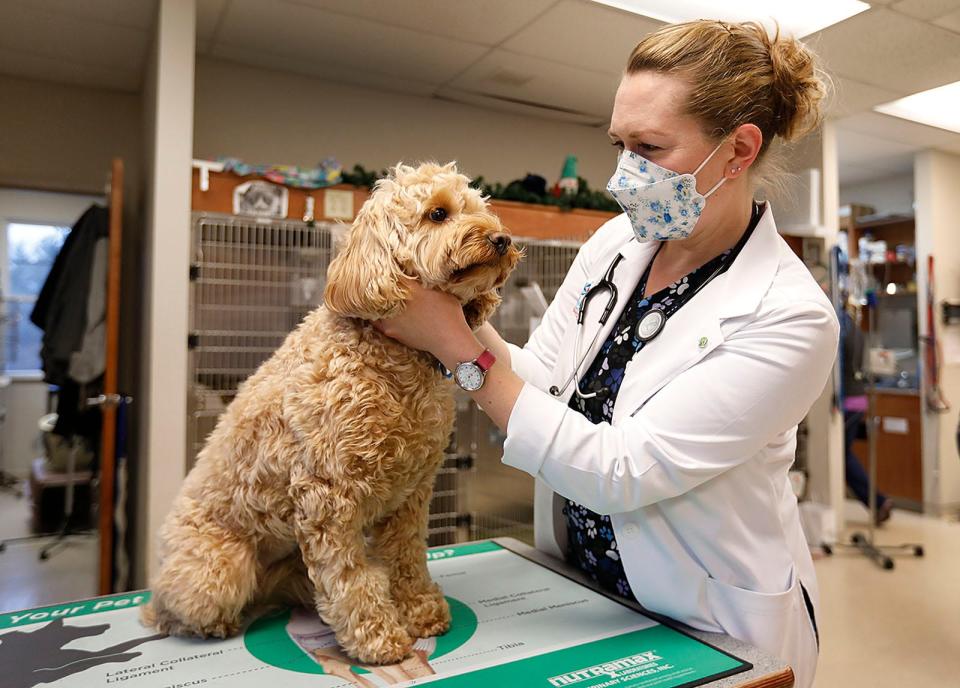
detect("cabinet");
top-left (850, 391), bottom-right (923, 505)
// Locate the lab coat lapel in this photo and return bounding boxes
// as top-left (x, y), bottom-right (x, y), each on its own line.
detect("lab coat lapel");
top-left (612, 206), bottom-right (783, 423)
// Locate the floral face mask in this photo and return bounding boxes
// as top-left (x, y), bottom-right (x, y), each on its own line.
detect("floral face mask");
top-left (606, 140), bottom-right (727, 241)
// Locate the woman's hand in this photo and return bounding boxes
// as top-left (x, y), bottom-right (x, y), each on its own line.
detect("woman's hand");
top-left (376, 278), bottom-right (523, 432)
top-left (373, 278), bottom-right (482, 368)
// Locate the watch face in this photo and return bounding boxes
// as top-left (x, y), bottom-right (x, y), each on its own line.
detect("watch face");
top-left (455, 362), bottom-right (484, 391)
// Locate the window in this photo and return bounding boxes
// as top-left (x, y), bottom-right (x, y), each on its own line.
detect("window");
top-left (3, 223), bottom-right (69, 373)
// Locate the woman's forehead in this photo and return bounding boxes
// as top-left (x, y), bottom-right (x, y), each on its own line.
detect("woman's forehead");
top-left (610, 72), bottom-right (693, 135)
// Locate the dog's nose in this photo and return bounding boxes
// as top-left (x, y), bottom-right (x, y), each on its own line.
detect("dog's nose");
top-left (488, 233), bottom-right (512, 256)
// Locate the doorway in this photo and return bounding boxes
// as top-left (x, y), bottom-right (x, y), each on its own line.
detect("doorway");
top-left (0, 188), bottom-right (104, 611)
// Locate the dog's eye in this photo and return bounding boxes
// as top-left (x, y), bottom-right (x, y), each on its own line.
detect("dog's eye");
top-left (429, 207), bottom-right (447, 223)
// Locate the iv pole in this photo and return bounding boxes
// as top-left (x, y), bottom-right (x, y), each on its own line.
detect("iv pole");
top-left (846, 288), bottom-right (925, 569)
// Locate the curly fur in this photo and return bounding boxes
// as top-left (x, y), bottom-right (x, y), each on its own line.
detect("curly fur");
top-left (142, 162), bottom-right (520, 664)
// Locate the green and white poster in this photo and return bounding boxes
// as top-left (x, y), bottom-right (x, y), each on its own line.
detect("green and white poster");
top-left (0, 541), bottom-right (750, 688)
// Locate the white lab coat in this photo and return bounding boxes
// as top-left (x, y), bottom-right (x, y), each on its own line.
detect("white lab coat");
top-left (502, 206), bottom-right (838, 688)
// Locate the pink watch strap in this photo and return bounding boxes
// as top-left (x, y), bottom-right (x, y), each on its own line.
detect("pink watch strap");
top-left (475, 349), bottom-right (496, 372)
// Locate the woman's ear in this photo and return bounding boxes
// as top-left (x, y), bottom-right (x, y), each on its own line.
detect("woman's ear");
top-left (324, 200), bottom-right (410, 320)
top-left (728, 123), bottom-right (763, 178)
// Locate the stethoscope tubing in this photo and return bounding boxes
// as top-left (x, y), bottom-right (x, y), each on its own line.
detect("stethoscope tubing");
top-left (549, 246), bottom-right (724, 401)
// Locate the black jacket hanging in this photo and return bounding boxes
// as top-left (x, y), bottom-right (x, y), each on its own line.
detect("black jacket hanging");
top-left (30, 204), bottom-right (109, 385)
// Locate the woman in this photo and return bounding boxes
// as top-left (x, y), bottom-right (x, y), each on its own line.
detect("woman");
top-left (376, 20), bottom-right (837, 688)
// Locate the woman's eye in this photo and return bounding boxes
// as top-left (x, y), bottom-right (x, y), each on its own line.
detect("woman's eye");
top-left (610, 141), bottom-right (624, 150)
top-left (429, 207), bottom-right (447, 223)
top-left (638, 143), bottom-right (661, 153)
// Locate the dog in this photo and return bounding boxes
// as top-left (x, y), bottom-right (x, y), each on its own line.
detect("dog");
top-left (142, 162), bottom-right (520, 664)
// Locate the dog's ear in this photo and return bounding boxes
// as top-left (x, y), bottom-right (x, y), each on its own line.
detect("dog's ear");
top-left (324, 200), bottom-right (410, 320)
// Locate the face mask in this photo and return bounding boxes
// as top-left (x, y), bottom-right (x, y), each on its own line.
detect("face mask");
top-left (606, 140), bottom-right (727, 241)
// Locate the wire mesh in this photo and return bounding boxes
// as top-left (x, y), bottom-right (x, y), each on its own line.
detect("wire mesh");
top-left (187, 212), bottom-right (582, 547)
top-left (456, 240), bottom-right (582, 546)
top-left (187, 213), bottom-right (339, 464)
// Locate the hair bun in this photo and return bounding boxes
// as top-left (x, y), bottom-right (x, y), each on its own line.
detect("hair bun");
top-left (760, 26), bottom-right (829, 141)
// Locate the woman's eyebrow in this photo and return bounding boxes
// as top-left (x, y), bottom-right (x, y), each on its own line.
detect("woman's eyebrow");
top-left (607, 127), bottom-right (668, 139)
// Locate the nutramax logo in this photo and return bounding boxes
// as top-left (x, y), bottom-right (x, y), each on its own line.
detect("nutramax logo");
top-left (547, 651), bottom-right (662, 686)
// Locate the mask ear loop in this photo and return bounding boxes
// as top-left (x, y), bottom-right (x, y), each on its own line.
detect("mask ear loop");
top-left (693, 138), bottom-right (731, 199)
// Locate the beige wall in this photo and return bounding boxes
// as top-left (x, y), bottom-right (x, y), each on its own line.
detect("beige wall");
top-left (0, 74), bottom-right (141, 196)
top-left (915, 150), bottom-right (960, 512)
top-left (193, 57), bottom-right (616, 191)
top-left (840, 173), bottom-right (914, 216)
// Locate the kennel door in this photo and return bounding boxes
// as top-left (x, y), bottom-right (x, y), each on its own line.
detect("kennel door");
top-left (187, 213), bottom-right (340, 466)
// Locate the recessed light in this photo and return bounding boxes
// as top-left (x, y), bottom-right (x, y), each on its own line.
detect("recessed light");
top-left (588, 0), bottom-right (870, 38)
top-left (874, 81), bottom-right (960, 135)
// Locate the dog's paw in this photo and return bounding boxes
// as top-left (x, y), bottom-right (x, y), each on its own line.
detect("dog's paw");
top-left (399, 589), bottom-right (451, 639)
top-left (350, 619), bottom-right (413, 665)
top-left (147, 601), bottom-right (239, 639)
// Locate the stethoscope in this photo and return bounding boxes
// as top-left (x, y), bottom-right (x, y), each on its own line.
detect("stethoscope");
top-left (548, 242), bottom-right (724, 401)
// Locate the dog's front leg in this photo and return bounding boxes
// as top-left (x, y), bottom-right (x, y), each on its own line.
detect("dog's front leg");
top-left (372, 478), bottom-right (451, 639)
top-left (293, 484), bottom-right (412, 665)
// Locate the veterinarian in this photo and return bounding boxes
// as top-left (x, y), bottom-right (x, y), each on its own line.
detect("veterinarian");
top-left (376, 20), bottom-right (837, 688)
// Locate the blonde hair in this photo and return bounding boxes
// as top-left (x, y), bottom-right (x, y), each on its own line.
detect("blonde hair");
top-left (626, 20), bottom-right (829, 155)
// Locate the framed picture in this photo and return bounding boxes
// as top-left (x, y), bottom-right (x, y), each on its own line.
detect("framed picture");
top-left (233, 180), bottom-right (288, 218)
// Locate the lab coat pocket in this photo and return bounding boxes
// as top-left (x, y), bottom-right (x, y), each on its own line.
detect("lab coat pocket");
top-left (705, 573), bottom-right (818, 688)
top-left (704, 571), bottom-right (800, 638)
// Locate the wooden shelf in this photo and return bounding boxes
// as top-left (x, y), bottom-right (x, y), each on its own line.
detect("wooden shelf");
top-left (849, 215), bottom-right (915, 261)
top-left (191, 169), bottom-right (616, 241)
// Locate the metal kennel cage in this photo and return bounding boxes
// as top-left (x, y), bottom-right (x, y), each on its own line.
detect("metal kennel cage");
top-left (443, 239), bottom-right (582, 546)
top-left (187, 211), bottom-right (582, 546)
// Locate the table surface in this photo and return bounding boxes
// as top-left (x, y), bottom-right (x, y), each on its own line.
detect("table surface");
top-left (0, 538), bottom-right (793, 688)
top-left (494, 538), bottom-right (795, 688)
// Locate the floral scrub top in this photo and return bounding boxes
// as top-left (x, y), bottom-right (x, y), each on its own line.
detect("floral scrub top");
top-left (564, 203), bottom-right (763, 602)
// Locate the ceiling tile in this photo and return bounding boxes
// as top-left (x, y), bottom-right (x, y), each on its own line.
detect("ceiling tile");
top-left (215, 0), bottom-right (487, 84)
top-left (837, 111), bottom-right (960, 154)
top-left (16, 0), bottom-right (157, 30)
top-left (501, 0), bottom-right (664, 75)
top-left (812, 7), bottom-right (960, 93)
top-left (890, 0), bottom-right (960, 21)
top-left (933, 8), bottom-right (960, 31)
top-left (197, 0), bottom-right (228, 42)
top-left (287, 0), bottom-right (557, 46)
top-left (449, 48), bottom-right (620, 118)
top-left (435, 86), bottom-right (608, 126)
top-left (836, 128), bottom-right (920, 167)
top-left (0, 3), bottom-right (150, 73)
top-left (829, 76), bottom-right (902, 117)
top-left (206, 48), bottom-right (438, 98)
top-left (0, 46), bottom-right (138, 91)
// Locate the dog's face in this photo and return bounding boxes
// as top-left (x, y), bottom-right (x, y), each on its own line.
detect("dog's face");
top-left (324, 162), bottom-right (521, 327)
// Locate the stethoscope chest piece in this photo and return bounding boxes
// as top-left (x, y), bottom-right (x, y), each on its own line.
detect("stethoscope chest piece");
top-left (636, 309), bottom-right (666, 342)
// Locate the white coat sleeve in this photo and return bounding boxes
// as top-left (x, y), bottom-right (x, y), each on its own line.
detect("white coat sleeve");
top-left (501, 299), bottom-right (840, 514)
top-left (505, 244), bottom-right (590, 392)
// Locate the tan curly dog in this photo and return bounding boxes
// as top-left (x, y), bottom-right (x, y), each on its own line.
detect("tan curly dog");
top-left (142, 162), bottom-right (520, 664)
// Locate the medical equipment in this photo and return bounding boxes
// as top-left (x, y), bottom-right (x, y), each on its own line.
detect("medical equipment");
top-left (549, 253), bottom-right (624, 399)
top-left (549, 247), bottom-right (725, 401)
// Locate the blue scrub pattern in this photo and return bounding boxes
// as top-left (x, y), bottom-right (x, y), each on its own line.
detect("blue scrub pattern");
top-left (563, 204), bottom-right (761, 602)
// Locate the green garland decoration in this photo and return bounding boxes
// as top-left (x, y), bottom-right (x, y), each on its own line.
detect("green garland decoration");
top-left (340, 165), bottom-right (620, 213)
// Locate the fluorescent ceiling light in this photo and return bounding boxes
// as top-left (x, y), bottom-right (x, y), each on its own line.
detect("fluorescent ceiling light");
top-left (874, 81), bottom-right (960, 135)
top-left (589, 0), bottom-right (870, 38)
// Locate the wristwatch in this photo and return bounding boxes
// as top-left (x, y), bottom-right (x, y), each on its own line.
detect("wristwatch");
top-left (453, 349), bottom-right (496, 392)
